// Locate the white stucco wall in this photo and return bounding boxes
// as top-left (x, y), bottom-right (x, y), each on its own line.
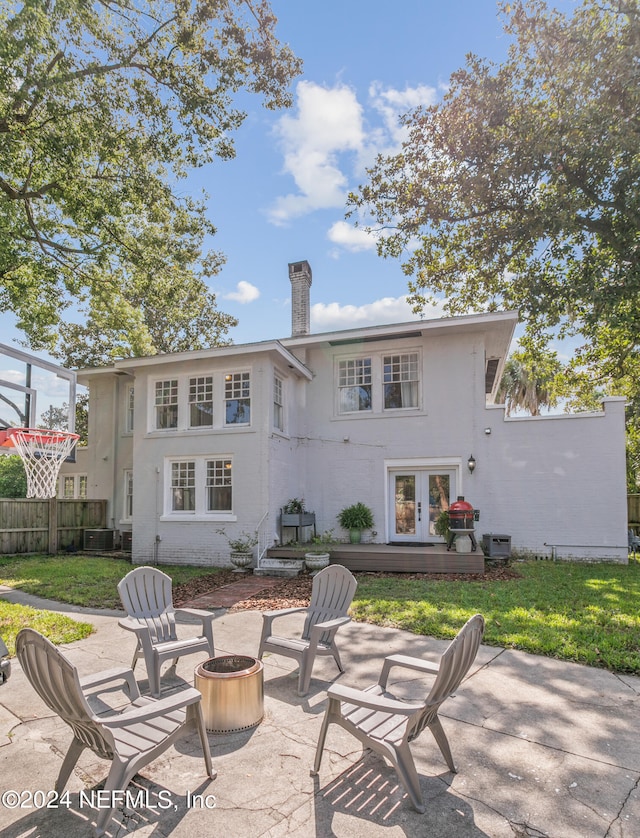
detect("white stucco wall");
top-left (469, 398), bottom-right (627, 560)
top-left (69, 314), bottom-right (628, 566)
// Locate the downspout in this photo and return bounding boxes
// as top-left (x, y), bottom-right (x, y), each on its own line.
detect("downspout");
top-left (154, 465), bottom-right (161, 565)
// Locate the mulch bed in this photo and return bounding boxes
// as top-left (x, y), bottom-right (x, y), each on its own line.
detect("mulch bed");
top-left (173, 562), bottom-right (519, 611)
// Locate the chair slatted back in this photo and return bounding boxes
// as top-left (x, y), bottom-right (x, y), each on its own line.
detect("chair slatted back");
top-left (16, 628), bottom-right (115, 759)
top-left (408, 614), bottom-right (485, 741)
top-left (118, 566), bottom-right (178, 644)
top-left (302, 565), bottom-right (358, 644)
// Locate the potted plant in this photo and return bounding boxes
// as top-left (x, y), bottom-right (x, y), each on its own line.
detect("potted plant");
top-left (281, 498), bottom-right (316, 528)
top-left (337, 502), bottom-right (374, 544)
top-left (304, 529), bottom-right (335, 574)
top-left (218, 529), bottom-right (258, 573)
top-left (434, 510), bottom-right (451, 542)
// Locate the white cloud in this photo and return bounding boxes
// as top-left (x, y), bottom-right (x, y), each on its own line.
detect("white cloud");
top-left (326, 221), bottom-right (379, 253)
top-left (358, 82), bottom-right (437, 171)
top-left (311, 296), bottom-right (445, 332)
top-left (268, 81), bottom-right (364, 225)
top-left (223, 281), bottom-right (260, 304)
top-left (269, 79), bottom-right (437, 227)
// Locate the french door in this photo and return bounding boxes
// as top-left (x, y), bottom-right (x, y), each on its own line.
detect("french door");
top-left (389, 469), bottom-right (456, 543)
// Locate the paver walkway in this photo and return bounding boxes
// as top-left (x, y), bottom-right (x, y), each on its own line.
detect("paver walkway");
top-left (181, 574), bottom-right (283, 608)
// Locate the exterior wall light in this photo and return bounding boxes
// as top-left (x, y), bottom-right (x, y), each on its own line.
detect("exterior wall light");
top-left (467, 454), bottom-right (476, 473)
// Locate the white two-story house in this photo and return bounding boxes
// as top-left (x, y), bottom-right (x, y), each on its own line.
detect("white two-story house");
top-left (61, 261), bottom-right (628, 567)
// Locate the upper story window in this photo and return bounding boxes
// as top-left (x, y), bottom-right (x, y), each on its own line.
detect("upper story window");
top-left (155, 380), bottom-right (178, 429)
top-left (336, 350), bottom-right (421, 416)
top-left (383, 353), bottom-right (419, 409)
top-left (126, 386), bottom-right (135, 432)
top-left (189, 376), bottom-right (214, 427)
top-left (149, 369), bottom-right (255, 432)
top-left (273, 374), bottom-right (284, 432)
top-left (225, 372), bottom-right (250, 425)
top-left (338, 358), bottom-right (372, 413)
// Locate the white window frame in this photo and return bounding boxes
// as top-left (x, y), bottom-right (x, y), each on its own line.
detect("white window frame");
top-left (224, 371), bottom-right (251, 426)
top-left (273, 373), bottom-right (285, 432)
top-left (335, 349), bottom-right (422, 416)
top-left (383, 352), bottom-right (420, 410)
top-left (148, 370), bottom-right (255, 433)
top-left (162, 456), bottom-right (236, 521)
top-left (126, 385), bottom-right (135, 433)
top-left (205, 458), bottom-right (233, 512)
top-left (189, 375), bottom-right (214, 428)
top-left (338, 357), bottom-right (372, 414)
top-left (123, 469), bottom-right (133, 521)
top-left (154, 379), bottom-right (179, 430)
top-left (59, 473), bottom-right (88, 499)
top-left (170, 460), bottom-right (196, 512)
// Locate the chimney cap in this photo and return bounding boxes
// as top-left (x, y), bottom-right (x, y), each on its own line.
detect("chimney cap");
top-left (288, 260), bottom-right (312, 282)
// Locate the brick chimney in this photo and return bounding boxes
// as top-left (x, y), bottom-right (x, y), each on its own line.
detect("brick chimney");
top-left (289, 260), bottom-right (312, 336)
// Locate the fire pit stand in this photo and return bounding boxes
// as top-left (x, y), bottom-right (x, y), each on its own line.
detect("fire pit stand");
top-left (446, 496), bottom-right (478, 552)
top-left (195, 655), bottom-right (264, 734)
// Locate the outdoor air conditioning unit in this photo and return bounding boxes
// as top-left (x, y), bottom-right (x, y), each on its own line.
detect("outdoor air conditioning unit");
top-left (121, 531), bottom-right (133, 552)
top-left (83, 529), bottom-right (116, 551)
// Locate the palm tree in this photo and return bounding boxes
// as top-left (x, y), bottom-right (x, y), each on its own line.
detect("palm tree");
top-left (497, 350), bottom-right (560, 417)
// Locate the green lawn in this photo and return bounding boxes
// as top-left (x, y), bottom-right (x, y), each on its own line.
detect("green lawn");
top-left (0, 553), bottom-right (218, 609)
top-left (1, 553), bottom-right (639, 675)
top-left (0, 600), bottom-right (94, 656)
top-left (352, 559), bottom-right (640, 673)
top-left (0, 553), bottom-right (225, 655)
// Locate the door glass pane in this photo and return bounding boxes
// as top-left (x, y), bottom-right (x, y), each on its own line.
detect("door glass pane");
top-left (395, 475), bottom-right (416, 534)
top-left (428, 474), bottom-right (450, 536)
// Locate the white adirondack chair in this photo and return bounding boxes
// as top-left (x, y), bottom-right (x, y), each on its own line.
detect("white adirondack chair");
top-left (313, 613), bottom-right (485, 813)
top-left (258, 564), bottom-right (358, 696)
top-left (118, 566), bottom-right (216, 697)
top-left (16, 627), bottom-right (215, 837)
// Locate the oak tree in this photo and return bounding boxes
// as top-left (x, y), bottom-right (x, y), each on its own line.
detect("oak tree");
top-left (350, 0), bottom-right (640, 388)
top-left (0, 0), bottom-right (301, 364)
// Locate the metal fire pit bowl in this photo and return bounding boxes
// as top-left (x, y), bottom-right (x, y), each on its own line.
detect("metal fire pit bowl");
top-left (195, 655), bottom-right (264, 734)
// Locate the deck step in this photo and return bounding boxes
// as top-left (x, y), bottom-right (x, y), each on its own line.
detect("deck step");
top-left (255, 557), bottom-right (304, 578)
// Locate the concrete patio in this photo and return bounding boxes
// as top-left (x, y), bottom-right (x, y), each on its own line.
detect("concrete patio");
top-left (0, 584), bottom-right (639, 837)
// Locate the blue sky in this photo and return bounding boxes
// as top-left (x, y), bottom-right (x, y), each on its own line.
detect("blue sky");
top-left (206, 0), bottom-right (514, 345)
top-left (2, 0), bottom-right (576, 363)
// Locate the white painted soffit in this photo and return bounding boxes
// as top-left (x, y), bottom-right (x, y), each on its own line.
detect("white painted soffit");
top-left (100, 340), bottom-right (313, 380)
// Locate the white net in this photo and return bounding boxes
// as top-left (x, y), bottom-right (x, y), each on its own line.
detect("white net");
top-left (5, 428), bottom-right (80, 499)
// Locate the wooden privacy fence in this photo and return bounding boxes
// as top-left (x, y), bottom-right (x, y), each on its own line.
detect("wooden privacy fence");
top-left (0, 498), bottom-right (107, 555)
top-left (629, 495), bottom-right (640, 529)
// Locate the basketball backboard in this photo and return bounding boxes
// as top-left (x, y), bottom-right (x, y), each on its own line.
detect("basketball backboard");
top-left (0, 343), bottom-right (76, 434)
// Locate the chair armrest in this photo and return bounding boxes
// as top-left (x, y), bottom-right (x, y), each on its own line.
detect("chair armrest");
top-left (175, 607), bottom-right (220, 625)
top-left (308, 616), bottom-right (351, 644)
top-left (118, 617), bottom-right (148, 636)
top-left (80, 666), bottom-right (140, 700)
top-left (326, 683), bottom-right (423, 716)
top-left (102, 687), bottom-right (203, 728)
top-left (379, 654), bottom-right (439, 690)
top-left (262, 606), bottom-right (307, 619)
top-left (261, 606), bottom-right (307, 635)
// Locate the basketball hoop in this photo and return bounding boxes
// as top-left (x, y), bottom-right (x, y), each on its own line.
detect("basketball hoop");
top-left (0, 428), bottom-right (80, 499)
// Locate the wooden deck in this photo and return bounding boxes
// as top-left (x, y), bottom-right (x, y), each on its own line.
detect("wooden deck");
top-left (265, 542), bottom-right (485, 574)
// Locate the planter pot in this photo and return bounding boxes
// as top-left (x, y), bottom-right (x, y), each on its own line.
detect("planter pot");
top-left (230, 551), bottom-right (253, 573)
top-left (349, 529), bottom-right (362, 544)
top-left (281, 512), bottom-right (316, 528)
top-left (304, 552), bottom-right (330, 574)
